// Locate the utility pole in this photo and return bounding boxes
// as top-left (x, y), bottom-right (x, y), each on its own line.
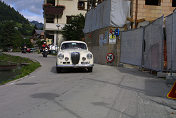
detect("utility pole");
top-left (92, 0), bottom-right (96, 8)
top-left (87, 0), bottom-right (90, 11)
top-left (135, 0), bottom-right (138, 28)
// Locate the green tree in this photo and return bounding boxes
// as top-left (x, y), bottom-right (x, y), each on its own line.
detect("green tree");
top-left (21, 38), bottom-right (33, 48)
top-left (36, 40), bottom-right (45, 48)
top-left (0, 1), bottom-right (35, 51)
top-left (18, 23), bottom-right (34, 36)
top-left (0, 21), bottom-right (23, 50)
top-left (0, 1), bottom-right (34, 37)
top-left (62, 14), bottom-right (85, 41)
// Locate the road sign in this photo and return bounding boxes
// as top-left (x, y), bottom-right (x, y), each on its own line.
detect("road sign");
top-left (115, 28), bottom-right (120, 36)
top-left (167, 81), bottom-right (176, 99)
top-left (106, 53), bottom-right (114, 63)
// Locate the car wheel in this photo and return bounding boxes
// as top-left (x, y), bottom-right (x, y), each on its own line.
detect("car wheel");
top-left (56, 67), bottom-right (62, 73)
top-left (87, 67), bottom-right (93, 72)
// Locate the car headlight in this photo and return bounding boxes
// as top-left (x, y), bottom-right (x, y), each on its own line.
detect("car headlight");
top-left (65, 57), bottom-right (69, 61)
top-left (87, 53), bottom-right (92, 59)
top-left (82, 57), bottom-right (86, 61)
top-left (58, 54), bottom-right (64, 60)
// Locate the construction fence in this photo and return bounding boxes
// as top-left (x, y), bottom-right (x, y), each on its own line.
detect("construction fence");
top-left (84, 11), bottom-right (176, 72)
top-left (120, 28), bottom-right (143, 66)
top-left (120, 16), bottom-right (164, 71)
top-left (166, 11), bottom-right (176, 72)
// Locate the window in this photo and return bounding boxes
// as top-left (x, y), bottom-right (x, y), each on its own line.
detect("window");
top-left (47, 0), bottom-right (55, 6)
top-left (66, 16), bottom-right (79, 24)
top-left (66, 16), bottom-right (72, 24)
top-left (78, 1), bottom-right (85, 10)
top-left (145, 0), bottom-right (161, 6)
top-left (173, 0), bottom-right (176, 7)
top-left (46, 17), bottom-right (54, 23)
top-left (46, 34), bottom-right (54, 40)
top-left (40, 35), bottom-right (44, 39)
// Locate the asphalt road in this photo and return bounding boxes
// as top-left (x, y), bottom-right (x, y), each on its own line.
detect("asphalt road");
top-left (0, 52), bottom-right (176, 118)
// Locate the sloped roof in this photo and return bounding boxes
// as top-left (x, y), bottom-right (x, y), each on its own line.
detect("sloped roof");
top-left (35, 30), bottom-right (44, 35)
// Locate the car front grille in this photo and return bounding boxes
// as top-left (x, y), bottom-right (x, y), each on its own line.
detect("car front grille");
top-left (71, 52), bottom-right (80, 65)
top-left (63, 62), bottom-right (70, 64)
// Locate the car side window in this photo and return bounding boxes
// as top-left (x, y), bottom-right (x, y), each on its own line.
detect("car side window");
top-left (61, 44), bottom-right (66, 50)
top-left (79, 43), bottom-right (87, 49)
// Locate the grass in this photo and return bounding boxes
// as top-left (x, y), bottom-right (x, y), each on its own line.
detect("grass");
top-left (0, 54), bottom-right (41, 85)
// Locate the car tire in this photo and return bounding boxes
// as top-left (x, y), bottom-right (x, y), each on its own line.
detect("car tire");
top-left (87, 67), bottom-right (93, 72)
top-left (56, 67), bottom-right (62, 73)
top-left (43, 53), bottom-right (47, 57)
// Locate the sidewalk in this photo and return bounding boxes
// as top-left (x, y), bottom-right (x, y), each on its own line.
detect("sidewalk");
top-left (118, 67), bottom-right (176, 109)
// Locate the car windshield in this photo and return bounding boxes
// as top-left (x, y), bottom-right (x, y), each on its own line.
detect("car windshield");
top-left (61, 42), bottom-right (87, 50)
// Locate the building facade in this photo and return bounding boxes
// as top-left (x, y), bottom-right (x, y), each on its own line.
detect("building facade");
top-left (132, 0), bottom-right (176, 23)
top-left (43, 0), bottom-right (87, 46)
top-left (88, 0), bottom-right (176, 26)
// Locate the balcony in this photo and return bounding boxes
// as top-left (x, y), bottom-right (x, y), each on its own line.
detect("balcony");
top-left (45, 23), bottom-right (65, 31)
top-left (43, 4), bottom-right (65, 17)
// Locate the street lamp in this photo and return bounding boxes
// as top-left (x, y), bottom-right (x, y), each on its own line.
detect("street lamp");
top-left (56, 24), bottom-right (60, 28)
top-left (56, 24), bottom-right (60, 46)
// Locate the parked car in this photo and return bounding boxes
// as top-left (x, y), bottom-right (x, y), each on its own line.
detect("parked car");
top-left (26, 48), bottom-right (31, 53)
top-left (49, 45), bottom-right (58, 54)
top-left (26, 48), bottom-right (36, 53)
top-left (30, 48), bottom-right (36, 52)
top-left (56, 41), bottom-right (94, 73)
top-left (21, 45), bottom-right (27, 53)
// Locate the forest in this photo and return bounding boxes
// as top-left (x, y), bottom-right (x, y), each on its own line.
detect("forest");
top-left (0, 1), bottom-right (34, 51)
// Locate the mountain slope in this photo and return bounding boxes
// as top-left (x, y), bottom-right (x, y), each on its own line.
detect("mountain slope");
top-left (0, 1), bottom-right (29, 24)
top-left (30, 21), bottom-right (44, 29)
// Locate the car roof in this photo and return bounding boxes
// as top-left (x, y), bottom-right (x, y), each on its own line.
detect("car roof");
top-left (61, 41), bottom-right (86, 44)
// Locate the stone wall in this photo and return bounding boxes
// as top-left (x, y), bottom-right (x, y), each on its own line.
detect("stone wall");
top-left (85, 27), bottom-right (121, 66)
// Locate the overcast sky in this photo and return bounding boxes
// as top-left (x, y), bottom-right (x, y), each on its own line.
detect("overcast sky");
top-left (2, 0), bottom-right (44, 23)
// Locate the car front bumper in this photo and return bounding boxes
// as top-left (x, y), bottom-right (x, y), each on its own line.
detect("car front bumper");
top-left (56, 64), bottom-right (94, 68)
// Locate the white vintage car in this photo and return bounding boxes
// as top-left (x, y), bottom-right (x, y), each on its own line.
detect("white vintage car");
top-left (56, 41), bottom-right (94, 73)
